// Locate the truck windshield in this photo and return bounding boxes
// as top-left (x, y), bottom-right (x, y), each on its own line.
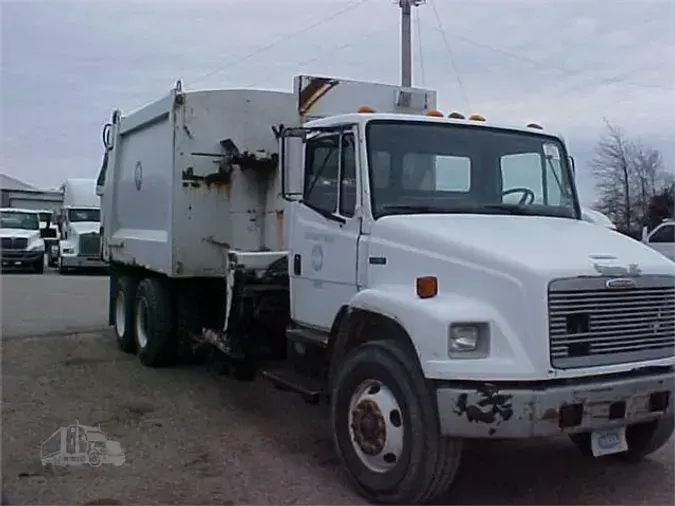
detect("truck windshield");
top-left (365, 120), bottom-right (579, 219)
top-left (68, 209), bottom-right (101, 223)
top-left (0, 211), bottom-right (39, 230)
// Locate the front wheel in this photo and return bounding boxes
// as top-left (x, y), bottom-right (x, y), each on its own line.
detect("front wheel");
top-left (570, 415), bottom-right (675, 461)
top-left (330, 339), bottom-right (462, 505)
top-left (33, 257), bottom-right (44, 274)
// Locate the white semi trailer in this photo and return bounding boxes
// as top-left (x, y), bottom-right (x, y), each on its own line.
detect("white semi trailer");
top-left (98, 75), bottom-right (675, 505)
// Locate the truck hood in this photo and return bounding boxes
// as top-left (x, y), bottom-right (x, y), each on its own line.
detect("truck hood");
top-left (70, 222), bottom-right (100, 235)
top-left (0, 228), bottom-right (40, 239)
top-left (374, 214), bottom-right (675, 277)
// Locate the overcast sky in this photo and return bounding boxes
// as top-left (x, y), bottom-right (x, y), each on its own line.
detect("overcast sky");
top-left (2, 0), bottom-right (674, 204)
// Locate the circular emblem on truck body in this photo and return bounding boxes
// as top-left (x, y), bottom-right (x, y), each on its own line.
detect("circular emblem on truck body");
top-left (134, 161), bottom-right (143, 191)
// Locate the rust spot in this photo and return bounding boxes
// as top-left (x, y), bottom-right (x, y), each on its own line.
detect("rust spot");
top-left (540, 408), bottom-right (559, 422)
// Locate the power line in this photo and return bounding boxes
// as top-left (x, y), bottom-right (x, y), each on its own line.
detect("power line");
top-left (189, 0), bottom-right (373, 85)
top-left (238, 20), bottom-right (397, 88)
top-left (444, 29), bottom-right (673, 92)
top-left (428, 0), bottom-right (470, 109)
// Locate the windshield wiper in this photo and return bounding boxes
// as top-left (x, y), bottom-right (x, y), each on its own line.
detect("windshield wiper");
top-left (380, 204), bottom-right (452, 214)
top-left (477, 204), bottom-right (534, 215)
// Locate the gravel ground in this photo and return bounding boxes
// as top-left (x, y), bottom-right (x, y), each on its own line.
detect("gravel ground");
top-left (1, 274), bottom-right (674, 505)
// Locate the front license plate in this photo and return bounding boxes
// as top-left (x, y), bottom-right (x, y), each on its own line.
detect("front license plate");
top-left (591, 427), bottom-right (628, 457)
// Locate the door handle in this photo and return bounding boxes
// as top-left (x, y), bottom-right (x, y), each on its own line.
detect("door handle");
top-left (293, 254), bottom-right (301, 275)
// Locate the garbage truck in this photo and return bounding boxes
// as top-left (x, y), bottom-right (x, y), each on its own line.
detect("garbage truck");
top-left (57, 178), bottom-right (105, 273)
top-left (97, 75), bottom-right (675, 505)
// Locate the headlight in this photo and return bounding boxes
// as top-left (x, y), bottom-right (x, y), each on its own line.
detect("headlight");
top-left (449, 323), bottom-right (489, 357)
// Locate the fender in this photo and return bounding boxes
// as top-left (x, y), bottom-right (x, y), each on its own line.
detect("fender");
top-left (346, 287), bottom-right (535, 380)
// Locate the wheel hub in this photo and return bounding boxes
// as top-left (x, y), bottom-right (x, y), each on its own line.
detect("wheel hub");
top-left (347, 380), bottom-right (405, 473)
top-left (351, 399), bottom-right (386, 455)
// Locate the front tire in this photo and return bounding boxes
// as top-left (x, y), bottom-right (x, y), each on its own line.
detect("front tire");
top-left (134, 278), bottom-right (176, 367)
top-left (570, 415), bottom-right (675, 461)
top-left (33, 257), bottom-right (44, 274)
top-left (330, 339), bottom-right (462, 505)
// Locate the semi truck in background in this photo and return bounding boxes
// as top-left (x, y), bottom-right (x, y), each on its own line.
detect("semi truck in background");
top-left (97, 75), bottom-right (675, 505)
top-left (57, 178), bottom-right (105, 273)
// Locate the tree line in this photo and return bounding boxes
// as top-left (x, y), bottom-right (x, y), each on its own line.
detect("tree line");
top-left (591, 120), bottom-right (674, 237)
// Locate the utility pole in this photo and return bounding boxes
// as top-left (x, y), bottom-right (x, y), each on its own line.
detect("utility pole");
top-left (397, 0), bottom-right (425, 88)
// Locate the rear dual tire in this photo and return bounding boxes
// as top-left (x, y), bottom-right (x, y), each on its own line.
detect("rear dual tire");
top-left (133, 278), bottom-right (176, 367)
top-left (330, 339), bottom-right (462, 505)
top-left (113, 275), bottom-right (182, 367)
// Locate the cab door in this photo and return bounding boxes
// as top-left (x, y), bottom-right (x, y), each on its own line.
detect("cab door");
top-left (289, 128), bottom-right (361, 331)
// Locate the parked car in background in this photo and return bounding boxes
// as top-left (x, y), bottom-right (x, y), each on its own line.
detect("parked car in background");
top-left (642, 219), bottom-right (675, 262)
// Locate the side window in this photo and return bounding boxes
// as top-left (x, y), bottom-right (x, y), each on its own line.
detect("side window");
top-left (434, 155), bottom-right (471, 191)
top-left (339, 134), bottom-right (356, 217)
top-left (649, 224), bottom-right (675, 243)
top-left (303, 135), bottom-right (339, 213)
top-left (501, 152), bottom-right (544, 204)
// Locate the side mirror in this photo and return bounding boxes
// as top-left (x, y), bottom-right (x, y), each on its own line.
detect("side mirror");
top-left (277, 126), bottom-right (308, 202)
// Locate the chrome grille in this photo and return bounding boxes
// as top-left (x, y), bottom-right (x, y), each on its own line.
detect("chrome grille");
top-left (1, 237), bottom-right (28, 250)
top-left (78, 234), bottom-right (101, 257)
top-left (549, 275), bottom-right (675, 368)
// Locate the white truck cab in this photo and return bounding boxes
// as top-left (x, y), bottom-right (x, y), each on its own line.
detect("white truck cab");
top-left (642, 220), bottom-right (675, 262)
top-left (57, 178), bottom-right (105, 273)
top-left (99, 76), bottom-right (675, 505)
top-left (0, 208), bottom-right (45, 273)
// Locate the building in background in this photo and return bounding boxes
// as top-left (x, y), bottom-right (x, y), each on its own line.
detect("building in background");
top-left (1, 173), bottom-right (63, 212)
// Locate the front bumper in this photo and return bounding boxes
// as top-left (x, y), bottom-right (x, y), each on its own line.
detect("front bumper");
top-left (436, 370), bottom-right (674, 438)
top-left (61, 255), bottom-right (106, 269)
top-left (1, 249), bottom-right (44, 267)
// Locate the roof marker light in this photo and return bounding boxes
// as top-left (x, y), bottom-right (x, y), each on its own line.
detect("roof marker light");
top-left (526, 122), bottom-right (544, 129)
top-left (468, 113), bottom-right (486, 122)
top-left (426, 109), bottom-right (444, 117)
top-left (448, 112), bottom-right (465, 119)
top-left (357, 106), bottom-right (375, 113)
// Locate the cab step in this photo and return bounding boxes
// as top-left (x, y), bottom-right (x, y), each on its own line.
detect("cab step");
top-left (261, 367), bottom-right (324, 404)
top-left (286, 326), bottom-right (329, 347)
